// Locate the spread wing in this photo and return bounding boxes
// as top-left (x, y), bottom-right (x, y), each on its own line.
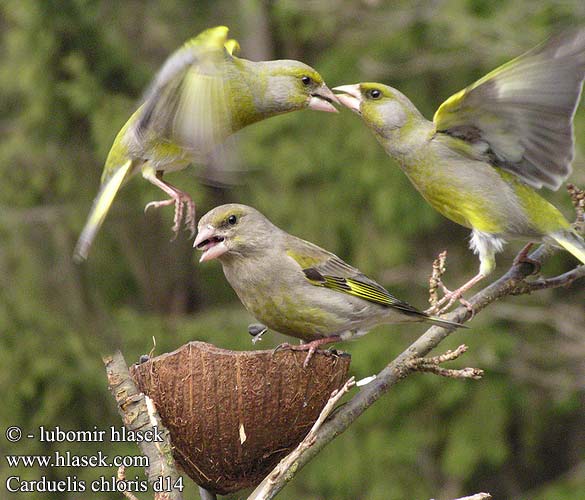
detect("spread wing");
top-left (286, 238), bottom-right (426, 318)
top-left (127, 26), bottom-right (240, 161)
top-left (434, 29), bottom-right (585, 190)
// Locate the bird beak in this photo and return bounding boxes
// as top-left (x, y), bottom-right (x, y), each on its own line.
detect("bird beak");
top-left (308, 84), bottom-right (339, 113)
top-left (332, 84), bottom-right (362, 114)
top-left (194, 225), bottom-right (228, 262)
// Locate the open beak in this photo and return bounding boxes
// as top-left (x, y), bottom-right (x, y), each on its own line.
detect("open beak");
top-left (308, 84), bottom-right (339, 113)
top-left (332, 84), bottom-right (362, 113)
top-left (194, 225), bottom-right (228, 262)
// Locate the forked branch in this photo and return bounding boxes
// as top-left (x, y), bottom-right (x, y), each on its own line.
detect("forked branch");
top-left (247, 185), bottom-right (584, 500)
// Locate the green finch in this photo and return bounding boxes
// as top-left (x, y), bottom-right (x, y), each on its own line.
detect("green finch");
top-left (74, 26), bottom-right (338, 261)
top-left (334, 29), bottom-right (585, 310)
top-left (194, 204), bottom-right (463, 363)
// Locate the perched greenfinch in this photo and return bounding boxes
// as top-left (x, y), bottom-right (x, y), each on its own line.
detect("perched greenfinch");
top-left (194, 204), bottom-right (463, 363)
top-left (74, 26), bottom-right (338, 261)
top-left (335, 29), bottom-right (585, 309)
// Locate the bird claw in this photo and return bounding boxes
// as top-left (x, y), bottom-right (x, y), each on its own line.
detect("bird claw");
top-left (272, 343), bottom-right (317, 368)
top-left (272, 337), bottom-right (340, 367)
top-left (513, 243), bottom-right (541, 275)
top-left (184, 201), bottom-right (197, 238)
top-left (426, 282), bottom-right (475, 316)
top-left (171, 197), bottom-right (184, 238)
top-left (438, 293), bottom-right (474, 316)
top-left (143, 191), bottom-right (196, 240)
top-left (272, 342), bottom-right (294, 355)
top-left (302, 345), bottom-right (318, 368)
top-left (144, 198), bottom-right (175, 213)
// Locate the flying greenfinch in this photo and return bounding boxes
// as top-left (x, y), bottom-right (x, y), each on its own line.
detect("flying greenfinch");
top-left (73, 26), bottom-right (338, 261)
top-left (334, 29), bottom-right (585, 310)
top-left (194, 204), bottom-right (463, 364)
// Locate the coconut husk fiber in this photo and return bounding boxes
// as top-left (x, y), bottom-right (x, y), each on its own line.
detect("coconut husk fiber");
top-left (130, 341), bottom-right (351, 494)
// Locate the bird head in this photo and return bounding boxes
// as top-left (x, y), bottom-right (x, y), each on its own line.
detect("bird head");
top-left (333, 83), bottom-right (432, 157)
top-left (255, 60), bottom-right (339, 114)
top-left (194, 204), bottom-right (275, 262)
top-left (333, 83), bottom-right (421, 136)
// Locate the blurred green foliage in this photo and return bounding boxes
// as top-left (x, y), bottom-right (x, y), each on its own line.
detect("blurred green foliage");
top-left (1, 1), bottom-right (584, 499)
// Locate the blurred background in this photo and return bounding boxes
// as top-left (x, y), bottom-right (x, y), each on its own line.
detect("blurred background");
top-left (1, 1), bottom-right (585, 499)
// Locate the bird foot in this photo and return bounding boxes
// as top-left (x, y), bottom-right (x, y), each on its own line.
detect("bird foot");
top-left (430, 289), bottom-right (474, 316)
top-left (426, 276), bottom-right (482, 316)
top-left (145, 198), bottom-right (175, 211)
top-left (183, 199), bottom-right (196, 238)
top-left (513, 243), bottom-right (540, 275)
top-left (273, 336), bottom-right (341, 367)
top-left (144, 190), bottom-right (196, 239)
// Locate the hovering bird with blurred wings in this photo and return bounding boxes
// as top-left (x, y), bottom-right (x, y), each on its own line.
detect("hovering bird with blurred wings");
top-left (335, 29), bottom-right (585, 310)
top-left (74, 26), bottom-right (338, 261)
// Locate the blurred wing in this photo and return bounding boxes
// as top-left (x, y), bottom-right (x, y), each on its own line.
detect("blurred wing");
top-left (434, 29), bottom-right (585, 190)
top-left (286, 239), bottom-right (424, 315)
top-left (128, 26), bottom-right (240, 162)
top-left (198, 135), bottom-right (244, 187)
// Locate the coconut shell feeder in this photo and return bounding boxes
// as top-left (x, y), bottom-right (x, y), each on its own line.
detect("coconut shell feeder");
top-left (130, 341), bottom-right (351, 495)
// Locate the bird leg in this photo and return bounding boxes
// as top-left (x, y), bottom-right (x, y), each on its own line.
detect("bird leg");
top-left (513, 243), bottom-right (541, 274)
top-left (274, 336), bottom-right (341, 368)
top-left (143, 170), bottom-right (196, 238)
top-left (426, 274), bottom-right (483, 315)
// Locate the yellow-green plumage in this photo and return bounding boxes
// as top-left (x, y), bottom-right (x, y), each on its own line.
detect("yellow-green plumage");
top-left (74, 26), bottom-right (338, 261)
top-left (554, 232), bottom-right (585, 264)
top-left (335, 29), bottom-right (585, 283)
top-left (194, 204), bottom-right (463, 345)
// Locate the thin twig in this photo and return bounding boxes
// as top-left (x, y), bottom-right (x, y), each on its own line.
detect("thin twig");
top-left (405, 344), bottom-right (484, 379)
top-left (508, 266), bottom-right (585, 295)
top-left (412, 344), bottom-right (469, 365)
top-left (248, 377), bottom-right (356, 500)
top-left (412, 365), bottom-right (484, 379)
top-left (567, 183), bottom-right (585, 227)
top-left (429, 250), bottom-right (447, 308)
top-left (449, 493), bottom-right (492, 500)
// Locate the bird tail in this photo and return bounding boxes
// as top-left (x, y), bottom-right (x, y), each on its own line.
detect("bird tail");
top-left (73, 160), bottom-right (133, 262)
top-left (426, 315), bottom-right (467, 329)
top-left (550, 229), bottom-right (585, 265)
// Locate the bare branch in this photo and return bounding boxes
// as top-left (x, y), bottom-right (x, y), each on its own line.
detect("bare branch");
top-left (415, 343), bottom-right (469, 364)
top-left (449, 493), bottom-right (492, 500)
top-left (567, 183), bottom-right (585, 227)
top-left (508, 266), bottom-right (585, 295)
top-left (104, 351), bottom-right (183, 500)
top-left (429, 250), bottom-right (447, 308)
top-left (107, 185), bottom-right (584, 500)
top-left (405, 345), bottom-right (484, 380)
top-left (247, 208), bottom-right (584, 499)
top-left (415, 365), bottom-right (484, 379)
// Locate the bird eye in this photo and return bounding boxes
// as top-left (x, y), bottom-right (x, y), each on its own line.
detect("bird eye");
top-left (227, 215), bottom-right (238, 225)
top-left (367, 89), bottom-right (382, 99)
top-left (301, 76), bottom-right (312, 86)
